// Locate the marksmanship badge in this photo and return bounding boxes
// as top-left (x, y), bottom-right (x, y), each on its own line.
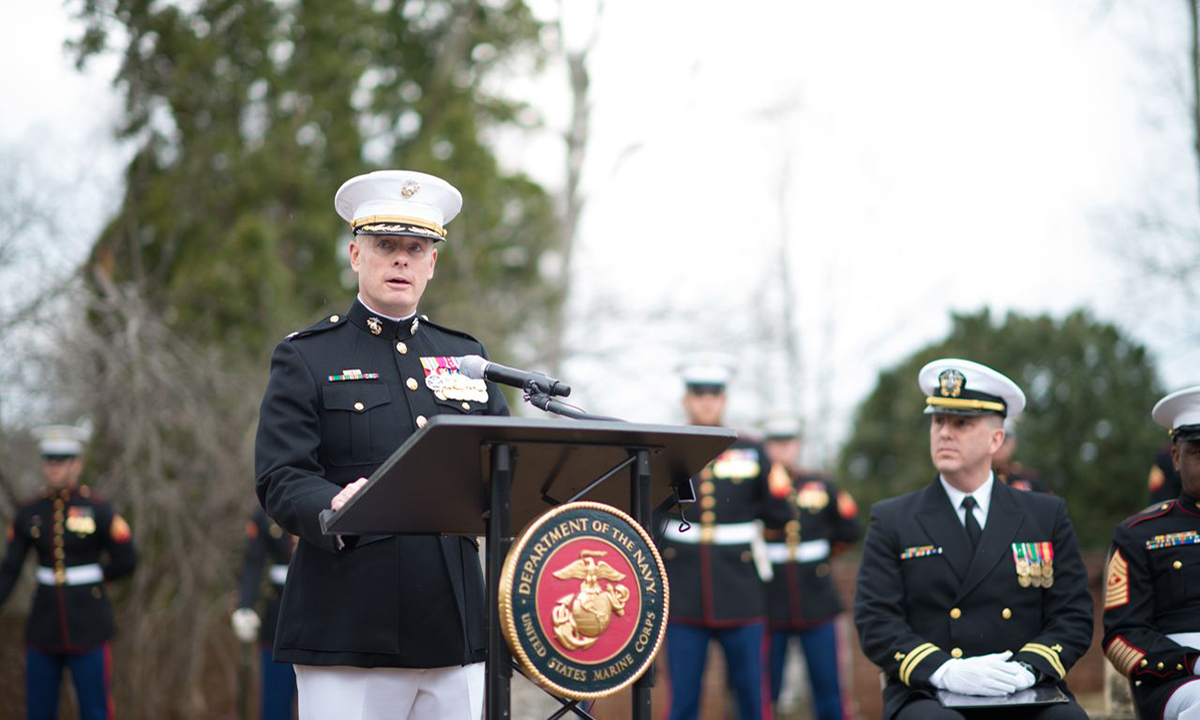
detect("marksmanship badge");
top-left (499, 501), bottom-right (669, 700)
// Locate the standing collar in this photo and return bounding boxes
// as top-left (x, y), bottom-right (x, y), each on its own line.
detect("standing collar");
top-left (1180, 491), bottom-right (1200, 515)
top-left (940, 472), bottom-right (995, 514)
top-left (347, 297), bottom-right (421, 340)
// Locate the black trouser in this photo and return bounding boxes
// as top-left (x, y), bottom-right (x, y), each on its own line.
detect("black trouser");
top-left (894, 697), bottom-right (1090, 720)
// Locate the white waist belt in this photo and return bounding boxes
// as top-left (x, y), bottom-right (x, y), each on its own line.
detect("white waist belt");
top-left (270, 564), bottom-right (289, 585)
top-left (37, 564), bottom-right (103, 586)
top-left (1168, 632), bottom-right (1200, 649)
top-left (765, 540), bottom-right (831, 564)
top-left (663, 519), bottom-right (757, 545)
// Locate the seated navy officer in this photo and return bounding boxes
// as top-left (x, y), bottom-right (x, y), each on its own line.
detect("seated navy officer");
top-left (761, 416), bottom-right (859, 720)
top-left (1103, 386), bottom-right (1200, 720)
top-left (659, 355), bottom-right (794, 720)
top-left (0, 424), bottom-right (137, 720)
top-left (853, 359), bottom-right (1092, 720)
top-left (255, 170), bottom-right (509, 720)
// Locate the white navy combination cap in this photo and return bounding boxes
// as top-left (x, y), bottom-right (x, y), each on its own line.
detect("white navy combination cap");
top-left (918, 358), bottom-right (1026, 419)
top-left (32, 425), bottom-right (89, 458)
top-left (1152, 386), bottom-right (1200, 442)
top-left (334, 170), bottom-right (463, 241)
top-left (680, 353), bottom-right (736, 393)
top-left (762, 416), bottom-right (801, 441)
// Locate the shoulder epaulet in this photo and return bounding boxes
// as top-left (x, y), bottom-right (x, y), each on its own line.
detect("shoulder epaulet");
top-left (1127, 500), bottom-right (1176, 528)
top-left (284, 313), bottom-right (348, 342)
top-left (419, 316), bottom-right (484, 345)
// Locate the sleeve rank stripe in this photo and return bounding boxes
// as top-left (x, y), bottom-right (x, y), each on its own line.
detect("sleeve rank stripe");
top-left (1104, 549), bottom-right (1130, 610)
top-left (899, 643), bottom-right (939, 686)
top-left (1021, 643), bottom-right (1066, 678)
top-left (1104, 636), bottom-right (1146, 677)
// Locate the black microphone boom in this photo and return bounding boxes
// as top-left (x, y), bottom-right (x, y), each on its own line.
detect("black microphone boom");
top-left (457, 355), bottom-right (571, 398)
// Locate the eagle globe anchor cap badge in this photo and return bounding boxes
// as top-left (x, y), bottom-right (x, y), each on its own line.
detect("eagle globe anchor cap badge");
top-left (498, 501), bottom-right (670, 700)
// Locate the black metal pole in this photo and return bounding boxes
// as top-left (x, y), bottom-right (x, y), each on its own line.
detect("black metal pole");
top-left (630, 449), bottom-right (654, 720)
top-left (486, 443), bottom-right (513, 720)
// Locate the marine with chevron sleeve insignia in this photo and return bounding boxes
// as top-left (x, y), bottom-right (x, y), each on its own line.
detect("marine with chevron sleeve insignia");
top-left (1103, 385), bottom-right (1200, 720)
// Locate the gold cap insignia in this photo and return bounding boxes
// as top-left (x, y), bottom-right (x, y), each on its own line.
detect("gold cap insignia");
top-left (400, 179), bottom-right (419, 198)
top-left (367, 317), bottom-right (383, 336)
top-left (938, 369), bottom-right (965, 398)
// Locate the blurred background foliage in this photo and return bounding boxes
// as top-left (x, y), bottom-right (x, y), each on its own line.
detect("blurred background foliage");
top-left (838, 308), bottom-right (1165, 549)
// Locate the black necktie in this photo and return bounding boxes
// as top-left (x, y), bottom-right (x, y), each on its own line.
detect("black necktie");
top-left (962, 496), bottom-right (982, 551)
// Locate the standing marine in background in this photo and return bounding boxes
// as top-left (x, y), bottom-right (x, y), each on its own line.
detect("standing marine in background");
top-left (659, 355), bottom-right (794, 720)
top-left (761, 417), bottom-right (859, 720)
top-left (232, 507), bottom-right (296, 720)
top-left (0, 425), bottom-right (137, 720)
top-left (991, 419), bottom-right (1046, 493)
top-left (1102, 386), bottom-right (1200, 720)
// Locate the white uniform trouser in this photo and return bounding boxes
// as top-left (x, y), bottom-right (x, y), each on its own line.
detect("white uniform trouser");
top-left (1163, 633), bottom-right (1200, 720)
top-left (295, 663), bottom-right (484, 720)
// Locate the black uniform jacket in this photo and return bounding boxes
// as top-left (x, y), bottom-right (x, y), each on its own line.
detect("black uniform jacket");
top-left (237, 508), bottom-right (294, 646)
top-left (255, 300), bottom-right (509, 668)
top-left (854, 477), bottom-right (1093, 720)
top-left (1102, 493), bottom-right (1200, 720)
top-left (765, 472), bottom-right (860, 629)
top-left (0, 485), bottom-right (137, 651)
top-left (659, 438), bottom-right (795, 626)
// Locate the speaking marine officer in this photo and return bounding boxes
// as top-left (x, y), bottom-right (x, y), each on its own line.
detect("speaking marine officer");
top-left (255, 170), bottom-right (509, 720)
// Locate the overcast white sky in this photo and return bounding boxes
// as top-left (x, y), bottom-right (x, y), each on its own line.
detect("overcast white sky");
top-left (2, 1), bottom-right (1197, 464)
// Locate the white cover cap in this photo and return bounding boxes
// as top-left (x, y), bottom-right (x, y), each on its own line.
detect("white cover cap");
top-left (918, 358), bottom-right (1026, 419)
top-left (334, 170), bottom-right (463, 239)
top-left (32, 425), bottom-right (89, 457)
top-left (679, 353), bottom-right (736, 390)
top-left (1152, 386), bottom-right (1200, 433)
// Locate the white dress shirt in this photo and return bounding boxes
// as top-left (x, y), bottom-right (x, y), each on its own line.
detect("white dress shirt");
top-left (939, 473), bottom-right (994, 531)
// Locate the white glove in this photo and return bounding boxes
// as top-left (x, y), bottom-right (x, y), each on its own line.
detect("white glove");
top-left (931, 651), bottom-right (1024, 696)
top-left (231, 608), bottom-right (261, 643)
top-left (1005, 661), bottom-right (1037, 691)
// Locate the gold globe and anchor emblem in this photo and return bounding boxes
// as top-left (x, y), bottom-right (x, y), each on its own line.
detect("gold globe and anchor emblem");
top-left (498, 501), bottom-right (670, 700)
top-left (551, 550), bottom-right (631, 650)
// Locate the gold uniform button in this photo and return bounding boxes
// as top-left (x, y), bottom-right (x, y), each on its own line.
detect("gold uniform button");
top-left (699, 482), bottom-right (715, 494)
top-left (1162, 503), bottom-right (1171, 510)
top-left (1179, 664), bottom-right (1185, 671)
top-left (54, 548), bottom-right (64, 559)
top-left (949, 608), bottom-right (962, 620)
top-left (330, 315), bottom-right (339, 323)
top-left (54, 536), bottom-right (64, 547)
top-left (1174, 560), bottom-right (1183, 570)
top-left (700, 511), bottom-right (716, 524)
top-left (1141, 659), bottom-right (1149, 667)
top-left (951, 648), bottom-right (963, 658)
top-left (396, 342), bottom-right (407, 354)
top-left (1159, 662), bottom-right (1166, 670)
top-left (54, 500), bottom-right (64, 509)
top-left (663, 547), bottom-right (676, 560)
top-left (416, 415), bottom-right (428, 428)
top-left (353, 401), bottom-right (365, 412)
top-left (1002, 608), bottom-right (1012, 620)
top-left (461, 402), bottom-right (471, 410)
top-left (30, 527), bottom-right (40, 538)
top-left (700, 496), bottom-right (716, 509)
top-left (785, 520), bottom-right (801, 532)
top-left (54, 571), bottom-right (66, 584)
top-left (406, 378), bottom-right (419, 391)
top-left (740, 551), bottom-right (753, 563)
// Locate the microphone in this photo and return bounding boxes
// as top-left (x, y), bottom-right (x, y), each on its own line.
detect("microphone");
top-left (457, 355), bottom-right (571, 398)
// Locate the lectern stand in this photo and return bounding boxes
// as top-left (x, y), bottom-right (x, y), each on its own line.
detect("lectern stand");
top-left (320, 415), bottom-right (735, 720)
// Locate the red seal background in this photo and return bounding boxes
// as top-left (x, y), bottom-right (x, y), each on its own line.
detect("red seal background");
top-left (535, 536), bottom-right (642, 665)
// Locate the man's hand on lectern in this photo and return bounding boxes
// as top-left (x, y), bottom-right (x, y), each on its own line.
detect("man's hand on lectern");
top-left (332, 478), bottom-right (369, 511)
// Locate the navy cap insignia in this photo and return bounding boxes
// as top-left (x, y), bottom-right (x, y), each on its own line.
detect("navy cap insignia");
top-left (499, 501), bottom-right (669, 700)
top-left (938, 369), bottom-right (966, 398)
top-left (367, 317), bottom-right (383, 335)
